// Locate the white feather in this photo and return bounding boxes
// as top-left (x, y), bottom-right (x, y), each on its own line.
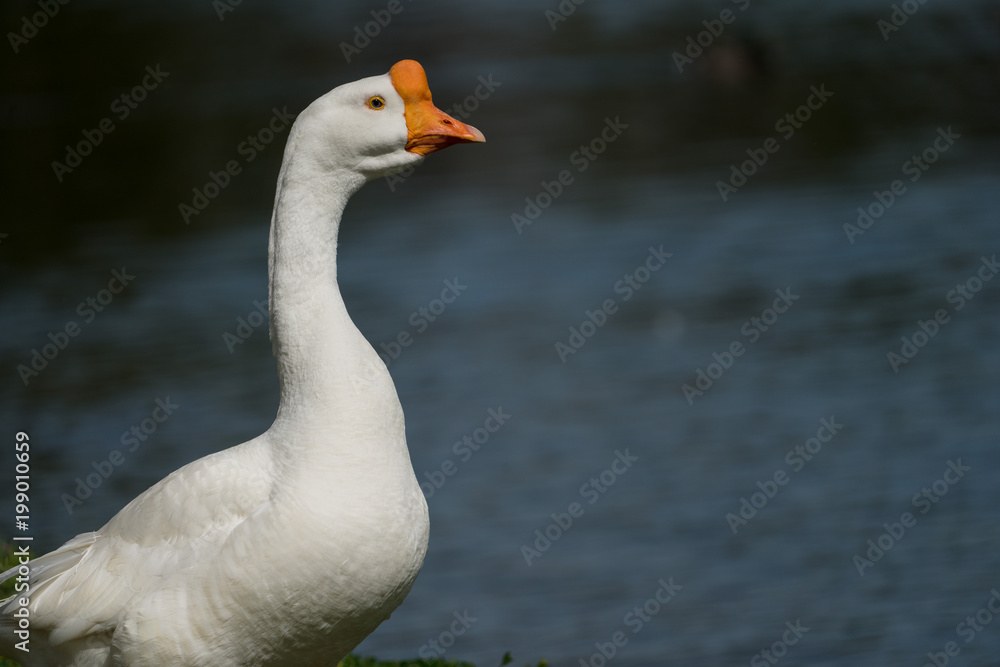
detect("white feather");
top-left (0, 63), bottom-right (478, 666)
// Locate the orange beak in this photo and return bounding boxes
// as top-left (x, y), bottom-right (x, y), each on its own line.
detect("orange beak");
top-left (389, 60), bottom-right (486, 156)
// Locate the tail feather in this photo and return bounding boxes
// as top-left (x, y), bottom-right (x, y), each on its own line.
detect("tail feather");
top-left (0, 533), bottom-right (98, 618)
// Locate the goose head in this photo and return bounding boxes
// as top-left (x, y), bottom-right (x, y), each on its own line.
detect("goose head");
top-left (293, 59), bottom-right (485, 179)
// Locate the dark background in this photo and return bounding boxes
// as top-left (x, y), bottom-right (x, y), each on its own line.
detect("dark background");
top-left (2, 1), bottom-right (1000, 665)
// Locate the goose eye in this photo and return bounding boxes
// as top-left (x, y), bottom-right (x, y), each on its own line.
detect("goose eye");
top-left (366, 96), bottom-right (386, 110)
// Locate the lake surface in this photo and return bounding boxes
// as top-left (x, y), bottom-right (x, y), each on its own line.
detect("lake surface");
top-left (2, 1), bottom-right (1000, 665)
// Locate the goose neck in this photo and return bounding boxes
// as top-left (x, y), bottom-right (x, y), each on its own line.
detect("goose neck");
top-left (266, 144), bottom-right (370, 419)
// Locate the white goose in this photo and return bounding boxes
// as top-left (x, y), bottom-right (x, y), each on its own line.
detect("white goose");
top-left (0, 59), bottom-right (484, 666)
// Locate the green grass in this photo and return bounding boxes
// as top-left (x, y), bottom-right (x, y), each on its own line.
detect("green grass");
top-left (1, 544), bottom-right (543, 667)
top-left (338, 655), bottom-right (545, 667)
top-left (1, 543), bottom-right (25, 666)
top-left (0, 543), bottom-right (22, 599)
top-left (1, 543), bottom-right (23, 666)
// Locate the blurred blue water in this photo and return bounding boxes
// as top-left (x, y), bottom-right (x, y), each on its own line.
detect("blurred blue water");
top-left (4, 152), bottom-right (1000, 664)
top-left (2, 1), bottom-right (1000, 665)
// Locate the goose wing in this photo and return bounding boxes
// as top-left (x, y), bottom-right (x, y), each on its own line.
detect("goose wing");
top-left (0, 436), bottom-right (272, 649)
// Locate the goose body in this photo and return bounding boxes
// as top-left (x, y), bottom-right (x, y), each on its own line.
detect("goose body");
top-left (0, 60), bottom-right (484, 666)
